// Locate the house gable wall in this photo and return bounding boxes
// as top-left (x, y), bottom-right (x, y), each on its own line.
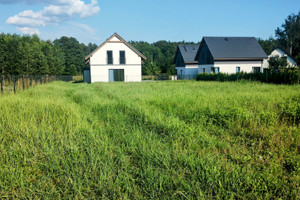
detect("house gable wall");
top-left (89, 35), bottom-right (142, 83)
top-left (197, 42), bottom-right (214, 65)
top-left (90, 36), bottom-right (142, 66)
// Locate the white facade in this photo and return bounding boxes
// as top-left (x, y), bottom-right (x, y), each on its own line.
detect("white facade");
top-left (176, 64), bottom-right (198, 79)
top-left (85, 33), bottom-right (146, 83)
top-left (198, 61), bottom-right (264, 74)
top-left (263, 48), bottom-right (297, 68)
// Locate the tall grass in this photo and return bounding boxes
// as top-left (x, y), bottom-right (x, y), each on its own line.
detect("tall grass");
top-left (0, 81), bottom-right (299, 199)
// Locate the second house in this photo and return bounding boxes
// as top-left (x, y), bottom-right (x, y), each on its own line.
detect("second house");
top-left (196, 37), bottom-right (267, 74)
top-left (175, 37), bottom-right (267, 78)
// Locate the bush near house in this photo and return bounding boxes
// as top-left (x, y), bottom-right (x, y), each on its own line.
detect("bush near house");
top-left (196, 70), bottom-right (300, 84)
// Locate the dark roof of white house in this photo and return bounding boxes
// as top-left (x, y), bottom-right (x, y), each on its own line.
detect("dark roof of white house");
top-left (196, 37), bottom-right (267, 60)
top-left (177, 45), bottom-right (200, 63)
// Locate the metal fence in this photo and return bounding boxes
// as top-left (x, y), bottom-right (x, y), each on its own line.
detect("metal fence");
top-left (177, 74), bottom-right (197, 80)
top-left (0, 75), bottom-right (76, 94)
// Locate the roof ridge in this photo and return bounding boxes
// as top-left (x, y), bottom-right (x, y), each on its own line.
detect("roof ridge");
top-left (196, 37), bottom-right (267, 60)
top-left (85, 33), bottom-right (147, 61)
top-left (176, 45), bottom-right (200, 64)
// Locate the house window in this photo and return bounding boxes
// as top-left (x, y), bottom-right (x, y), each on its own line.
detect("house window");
top-left (120, 51), bottom-right (125, 64)
top-left (107, 51), bottom-right (113, 65)
top-left (109, 69), bottom-right (124, 82)
top-left (236, 67), bottom-right (240, 73)
top-left (203, 68), bottom-right (205, 73)
top-left (211, 67), bottom-right (220, 74)
top-left (253, 67), bottom-right (261, 73)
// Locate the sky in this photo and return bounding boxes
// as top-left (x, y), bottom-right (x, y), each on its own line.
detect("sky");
top-left (0, 0), bottom-right (299, 44)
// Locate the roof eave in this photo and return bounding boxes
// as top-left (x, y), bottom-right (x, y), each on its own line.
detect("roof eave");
top-left (113, 33), bottom-right (147, 60)
top-left (194, 38), bottom-right (205, 61)
top-left (214, 57), bottom-right (267, 61)
top-left (173, 46), bottom-right (180, 64)
top-left (85, 33), bottom-right (147, 61)
top-left (185, 62), bottom-right (198, 64)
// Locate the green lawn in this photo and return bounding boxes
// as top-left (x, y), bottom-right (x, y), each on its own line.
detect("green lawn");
top-left (0, 81), bottom-right (299, 199)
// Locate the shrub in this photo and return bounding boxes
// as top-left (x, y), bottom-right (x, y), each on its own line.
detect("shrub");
top-left (196, 70), bottom-right (300, 84)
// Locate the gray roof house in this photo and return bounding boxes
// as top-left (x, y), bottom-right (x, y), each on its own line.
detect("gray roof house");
top-left (195, 37), bottom-right (267, 74)
top-left (174, 45), bottom-right (200, 79)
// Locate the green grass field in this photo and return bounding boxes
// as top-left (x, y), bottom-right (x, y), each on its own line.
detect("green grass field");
top-left (0, 81), bottom-right (299, 199)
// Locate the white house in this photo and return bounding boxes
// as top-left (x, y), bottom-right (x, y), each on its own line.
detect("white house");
top-left (84, 33), bottom-right (147, 83)
top-left (263, 48), bottom-right (297, 68)
top-left (195, 37), bottom-right (267, 74)
top-left (174, 45), bottom-right (200, 79)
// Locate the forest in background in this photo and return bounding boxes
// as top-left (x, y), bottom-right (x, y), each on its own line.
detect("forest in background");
top-left (0, 11), bottom-right (299, 76)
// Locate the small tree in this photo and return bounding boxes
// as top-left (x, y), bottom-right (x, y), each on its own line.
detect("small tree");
top-left (145, 62), bottom-right (161, 75)
top-left (65, 64), bottom-right (77, 75)
top-left (268, 56), bottom-right (288, 70)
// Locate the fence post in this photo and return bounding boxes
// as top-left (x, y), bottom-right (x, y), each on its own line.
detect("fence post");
top-left (30, 76), bottom-right (32, 86)
top-left (22, 75), bottom-right (25, 90)
top-left (13, 75), bottom-right (16, 94)
top-left (284, 70), bottom-right (287, 84)
top-left (0, 75), bottom-right (3, 94)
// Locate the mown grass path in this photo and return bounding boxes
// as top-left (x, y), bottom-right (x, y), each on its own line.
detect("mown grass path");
top-left (0, 81), bottom-right (299, 199)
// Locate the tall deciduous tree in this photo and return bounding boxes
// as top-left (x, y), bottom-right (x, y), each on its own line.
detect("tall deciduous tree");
top-left (130, 40), bottom-right (197, 75)
top-left (54, 36), bottom-right (94, 75)
top-left (275, 11), bottom-right (300, 63)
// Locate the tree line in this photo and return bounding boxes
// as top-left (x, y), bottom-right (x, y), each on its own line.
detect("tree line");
top-left (129, 40), bottom-right (198, 75)
top-left (0, 11), bottom-right (299, 76)
top-left (0, 34), bottom-right (98, 76)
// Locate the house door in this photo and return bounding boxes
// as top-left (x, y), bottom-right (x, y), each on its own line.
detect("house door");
top-left (109, 69), bottom-right (124, 82)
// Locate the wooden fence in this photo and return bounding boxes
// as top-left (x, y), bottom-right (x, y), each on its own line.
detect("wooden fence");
top-left (0, 75), bottom-right (76, 94)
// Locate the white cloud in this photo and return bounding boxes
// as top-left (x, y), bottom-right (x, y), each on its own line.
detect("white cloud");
top-left (0, 0), bottom-right (54, 5)
top-left (67, 22), bottom-right (96, 34)
top-left (7, 10), bottom-right (47, 27)
top-left (6, 0), bottom-right (100, 34)
top-left (16, 27), bottom-right (40, 35)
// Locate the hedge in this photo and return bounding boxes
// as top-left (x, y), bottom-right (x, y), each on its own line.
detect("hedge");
top-left (196, 70), bottom-right (300, 84)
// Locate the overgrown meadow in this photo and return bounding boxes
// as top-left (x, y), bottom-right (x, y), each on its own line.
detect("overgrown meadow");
top-left (0, 81), bottom-right (299, 199)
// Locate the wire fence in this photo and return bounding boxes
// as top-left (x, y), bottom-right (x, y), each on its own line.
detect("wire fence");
top-left (142, 75), bottom-right (177, 81)
top-left (0, 75), bottom-right (81, 94)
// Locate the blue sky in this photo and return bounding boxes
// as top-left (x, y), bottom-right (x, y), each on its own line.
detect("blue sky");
top-left (0, 0), bottom-right (299, 44)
